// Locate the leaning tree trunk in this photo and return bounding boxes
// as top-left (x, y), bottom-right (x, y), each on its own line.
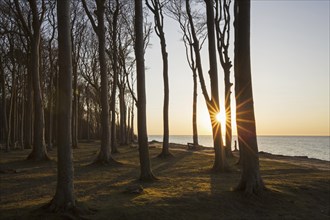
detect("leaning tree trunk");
top-left (135, 0), bottom-right (157, 181)
top-left (46, 0), bottom-right (75, 210)
top-left (234, 0), bottom-right (264, 194)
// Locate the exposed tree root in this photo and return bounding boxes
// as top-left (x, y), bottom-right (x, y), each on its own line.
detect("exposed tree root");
top-left (156, 151), bottom-right (174, 159)
top-left (90, 151), bottom-right (122, 166)
top-left (234, 176), bottom-right (266, 196)
top-left (139, 172), bottom-right (159, 182)
top-left (26, 151), bottom-right (51, 161)
top-left (211, 161), bottom-right (230, 173)
top-left (31, 200), bottom-right (96, 220)
top-left (91, 157), bottom-right (122, 166)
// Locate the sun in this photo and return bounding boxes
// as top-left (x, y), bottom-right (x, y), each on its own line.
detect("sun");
top-left (216, 111), bottom-right (226, 125)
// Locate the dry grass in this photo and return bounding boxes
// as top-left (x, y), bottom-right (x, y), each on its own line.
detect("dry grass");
top-left (0, 142), bottom-right (329, 219)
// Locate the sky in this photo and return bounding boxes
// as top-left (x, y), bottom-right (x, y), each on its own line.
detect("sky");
top-left (143, 0), bottom-right (330, 136)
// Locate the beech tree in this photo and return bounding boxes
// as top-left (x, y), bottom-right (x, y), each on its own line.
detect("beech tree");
top-left (146, 0), bottom-right (171, 158)
top-left (167, 0), bottom-right (207, 149)
top-left (82, 0), bottom-right (115, 164)
top-left (135, 0), bottom-right (157, 181)
top-left (70, 1), bottom-right (86, 149)
top-left (215, 0), bottom-right (233, 157)
top-left (14, 0), bottom-right (49, 160)
top-left (234, 0), bottom-right (264, 194)
top-left (107, 0), bottom-right (120, 153)
top-left (185, 0), bottom-right (227, 171)
top-left (45, 0), bottom-right (75, 211)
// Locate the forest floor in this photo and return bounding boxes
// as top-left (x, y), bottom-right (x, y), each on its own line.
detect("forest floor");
top-left (0, 141), bottom-right (329, 220)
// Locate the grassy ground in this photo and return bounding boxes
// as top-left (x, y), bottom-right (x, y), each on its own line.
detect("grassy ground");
top-left (0, 141), bottom-right (329, 219)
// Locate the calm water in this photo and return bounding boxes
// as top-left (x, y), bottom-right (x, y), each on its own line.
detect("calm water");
top-left (148, 135), bottom-right (330, 161)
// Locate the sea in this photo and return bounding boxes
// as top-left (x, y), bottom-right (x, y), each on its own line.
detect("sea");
top-left (148, 135), bottom-right (330, 161)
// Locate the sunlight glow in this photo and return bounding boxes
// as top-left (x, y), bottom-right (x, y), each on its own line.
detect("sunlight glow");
top-left (216, 112), bottom-right (226, 126)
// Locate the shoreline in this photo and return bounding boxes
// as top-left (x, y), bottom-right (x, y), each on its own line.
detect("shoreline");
top-left (148, 136), bottom-right (330, 161)
top-left (148, 140), bottom-right (330, 170)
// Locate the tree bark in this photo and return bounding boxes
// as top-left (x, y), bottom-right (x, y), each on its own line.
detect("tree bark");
top-left (6, 66), bottom-right (15, 151)
top-left (72, 60), bottom-right (78, 149)
top-left (205, 0), bottom-right (227, 172)
top-left (48, 59), bottom-right (53, 150)
top-left (0, 59), bottom-right (7, 146)
top-left (135, 0), bottom-right (157, 181)
top-left (24, 66), bottom-right (33, 149)
top-left (81, 0), bottom-right (115, 163)
top-left (46, 0), bottom-right (75, 210)
top-left (192, 68), bottom-right (199, 148)
top-left (146, 0), bottom-right (171, 158)
top-left (215, 0), bottom-right (233, 158)
top-left (27, 31), bottom-right (49, 161)
top-left (234, 0), bottom-right (264, 194)
top-left (21, 0), bottom-right (49, 161)
top-left (110, 0), bottom-right (119, 153)
top-left (97, 0), bottom-right (112, 162)
top-left (119, 87), bottom-right (127, 145)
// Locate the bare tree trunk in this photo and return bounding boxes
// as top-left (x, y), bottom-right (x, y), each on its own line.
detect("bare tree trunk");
top-left (20, 0), bottom-right (49, 161)
top-left (205, 0), bottom-right (227, 172)
top-left (46, 0), bottom-right (75, 210)
top-left (224, 69), bottom-right (233, 157)
top-left (131, 102), bottom-right (134, 142)
top-left (27, 36), bottom-right (49, 161)
top-left (127, 105), bottom-right (131, 143)
top-left (48, 68), bottom-right (53, 150)
top-left (82, 0), bottom-right (117, 163)
top-left (119, 88), bottom-right (127, 145)
top-left (110, 0), bottom-right (120, 153)
top-left (215, 0), bottom-right (233, 158)
top-left (234, 0), bottom-right (264, 194)
top-left (192, 68), bottom-right (199, 148)
top-left (72, 61), bottom-right (78, 149)
top-left (20, 89), bottom-right (24, 150)
top-left (146, 0), bottom-right (171, 158)
top-left (135, 0), bottom-right (157, 181)
top-left (12, 73), bottom-right (17, 149)
top-left (0, 59), bottom-right (7, 146)
top-left (6, 68), bottom-right (15, 151)
top-left (86, 85), bottom-right (90, 142)
top-left (24, 66), bottom-right (33, 149)
top-left (97, 0), bottom-right (112, 162)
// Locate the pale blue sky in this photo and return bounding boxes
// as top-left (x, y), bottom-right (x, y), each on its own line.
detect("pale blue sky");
top-left (143, 0), bottom-right (329, 136)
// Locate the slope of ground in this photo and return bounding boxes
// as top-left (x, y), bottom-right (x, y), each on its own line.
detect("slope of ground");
top-left (0, 142), bottom-right (329, 219)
